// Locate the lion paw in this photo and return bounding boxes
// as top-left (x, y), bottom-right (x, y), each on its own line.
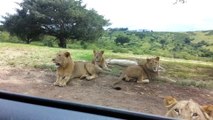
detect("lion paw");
top-left (58, 82), bottom-right (67, 87)
top-left (86, 76), bottom-right (96, 80)
top-left (80, 75), bottom-right (87, 79)
top-left (53, 81), bottom-right (59, 86)
top-left (137, 79), bottom-right (150, 84)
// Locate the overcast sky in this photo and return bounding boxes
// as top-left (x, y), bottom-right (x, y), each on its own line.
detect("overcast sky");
top-left (1, 0), bottom-right (213, 32)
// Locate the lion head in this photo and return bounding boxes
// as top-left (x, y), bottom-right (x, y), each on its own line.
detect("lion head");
top-left (93, 50), bottom-right (104, 63)
top-left (145, 57), bottom-right (160, 72)
top-left (164, 96), bottom-right (210, 120)
top-left (52, 51), bottom-right (72, 68)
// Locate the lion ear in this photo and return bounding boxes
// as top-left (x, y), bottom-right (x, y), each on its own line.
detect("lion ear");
top-left (164, 96), bottom-right (177, 107)
top-left (93, 50), bottom-right (96, 54)
top-left (156, 57), bottom-right (160, 61)
top-left (64, 51), bottom-right (70, 57)
top-left (201, 105), bottom-right (213, 119)
top-left (101, 50), bottom-right (104, 54)
top-left (146, 58), bottom-right (151, 62)
top-left (202, 105), bottom-right (213, 115)
top-left (202, 105), bottom-right (208, 111)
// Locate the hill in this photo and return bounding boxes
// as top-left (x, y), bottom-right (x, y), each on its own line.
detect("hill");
top-left (95, 29), bottom-right (213, 61)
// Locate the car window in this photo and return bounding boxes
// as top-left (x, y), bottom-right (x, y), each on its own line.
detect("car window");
top-left (0, 0), bottom-right (212, 120)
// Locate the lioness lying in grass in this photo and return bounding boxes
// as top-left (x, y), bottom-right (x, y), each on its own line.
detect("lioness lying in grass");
top-left (112, 57), bottom-right (176, 89)
top-left (115, 57), bottom-right (161, 85)
top-left (52, 51), bottom-right (102, 87)
top-left (164, 96), bottom-right (211, 120)
top-left (92, 50), bottom-right (111, 71)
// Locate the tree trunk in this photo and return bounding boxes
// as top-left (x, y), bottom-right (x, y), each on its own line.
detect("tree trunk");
top-left (26, 38), bottom-right (31, 44)
top-left (58, 37), bottom-right (67, 48)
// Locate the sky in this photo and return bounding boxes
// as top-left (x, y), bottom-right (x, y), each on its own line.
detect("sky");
top-left (0, 0), bottom-right (213, 32)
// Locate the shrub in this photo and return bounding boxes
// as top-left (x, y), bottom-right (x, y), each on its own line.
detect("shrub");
top-left (0, 31), bottom-right (21, 43)
top-left (42, 35), bottom-right (56, 47)
top-left (67, 42), bottom-right (82, 49)
top-left (112, 47), bottom-right (129, 53)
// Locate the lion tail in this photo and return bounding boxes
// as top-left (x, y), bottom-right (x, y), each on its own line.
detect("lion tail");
top-left (111, 73), bottom-right (125, 90)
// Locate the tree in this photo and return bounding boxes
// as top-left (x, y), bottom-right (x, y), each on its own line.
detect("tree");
top-left (0, 25), bottom-right (3, 31)
top-left (160, 39), bottom-right (167, 49)
top-left (2, 0), bottom-right (109, 48)
top-left (2, 9), bottom-right (42, 44)
top-left (183, 37), bottom-right (191, 45)
top-left (173, 0), bottom-right (186, 4)
top-left (115, 35), bottom-right (130, 45)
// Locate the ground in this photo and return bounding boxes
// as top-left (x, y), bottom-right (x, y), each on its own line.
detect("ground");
top-left (0, 66), bottom-right (212, 116)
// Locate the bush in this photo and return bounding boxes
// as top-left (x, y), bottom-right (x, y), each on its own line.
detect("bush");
top-left (114, 35), bottom-right (130, 45)
top-left (0, 31), bottom-right (10, 42)
top-left (96, 38), bottom-right (117, 49)
top-left (0, 31), bottom-right (21, 43)
top-left (173, 52), bottom-right (195, 60)
top-left (112, 47), bottom-right (129, 53)
top-left (85, 43), bottom-right (98, 50)
top-left (132, 50), bottom-right (143, 55)
top-left (42, 35), bottom-right (56, 47)
top-left (67, 41), bottom-right (82, 49)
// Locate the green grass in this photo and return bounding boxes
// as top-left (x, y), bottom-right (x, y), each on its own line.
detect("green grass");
top-left (187, 31), bottom-right (213, 52)
top-left (0, 42), bottom-right (213, 89)
top-left (189, 31), bottom-right (213, 44)
top-left (176, 79), bottom-right (213, 89)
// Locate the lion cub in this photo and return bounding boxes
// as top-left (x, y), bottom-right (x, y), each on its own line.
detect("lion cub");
top-left (92, 50), bottom-right (111, 71)
top-left (119, 57), bottom-right (160, 84)
top-left (164, 96), bottom-right (210, 120)
top-left (52, 51), bottom-right (100, 87)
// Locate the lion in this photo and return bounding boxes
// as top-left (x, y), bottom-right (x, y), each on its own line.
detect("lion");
top-left (119, 57), bottom-right (160, 83)
top-left (164, 96), bottom-right (210, 120)
top-left (52, 51), bottom-right (101, 87)
top-left (92, 50), bottom-right (111, 71)
top-left (111, 57), bottom-right (161, 90)
top-left (111, 56), bottom-right (176, 90)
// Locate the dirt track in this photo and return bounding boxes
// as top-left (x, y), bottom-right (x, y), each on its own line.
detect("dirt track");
top-left (0, 66), bottom-right (213, 116)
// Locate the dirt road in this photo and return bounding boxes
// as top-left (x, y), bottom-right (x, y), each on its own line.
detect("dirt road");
top-left (0, 66), bottom-right (212, 116)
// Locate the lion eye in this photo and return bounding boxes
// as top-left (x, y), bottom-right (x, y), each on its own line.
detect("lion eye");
top-left (174, 108), bottom-right (179, 113)
top-left (192, 113), bottom-right (198, 117)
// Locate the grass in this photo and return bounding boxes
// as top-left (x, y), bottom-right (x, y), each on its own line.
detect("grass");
top-left (0, 42), bottom-right (213, 89)
top-left (188, 31), bottom-right (213, 52)
top-left (176, 79), bottom-right (213, 89)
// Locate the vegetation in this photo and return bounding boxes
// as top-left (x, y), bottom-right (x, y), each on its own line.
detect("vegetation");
top-left (0, 0), bottom-right (212, 61)
top-left (2, 0), bottom-right (109, 48)
top-left (1, 28), bottom-right (213, 61)
top-left (98, 29), bottom-right (213, 61)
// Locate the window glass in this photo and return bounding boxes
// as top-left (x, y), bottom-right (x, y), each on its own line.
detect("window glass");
top-left (0, 0), bottom-right (212, 119)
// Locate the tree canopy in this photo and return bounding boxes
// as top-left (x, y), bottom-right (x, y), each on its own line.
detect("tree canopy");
top-left (2, 0), bottom-right (109, 48)
top-left (3, 8), bottom-right (42, 44)
top-left (115, 35), bottom-right (130, 46)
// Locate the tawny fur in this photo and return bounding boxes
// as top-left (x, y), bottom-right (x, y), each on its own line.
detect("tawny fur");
top-left (164, 96), bottom-right (178, 110)
top-left (202, 105), bottom-right (213, 120)
top-left (92, 50), bottom-right (111, 71)
top-left (52, 51), bottom-right (101, 87)
top-left (164, 96), bottom-right (210, 120)
top-left (112, 57), bottom-right (176, 89)
top-left (119, 57), bottom-right (160, 83)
